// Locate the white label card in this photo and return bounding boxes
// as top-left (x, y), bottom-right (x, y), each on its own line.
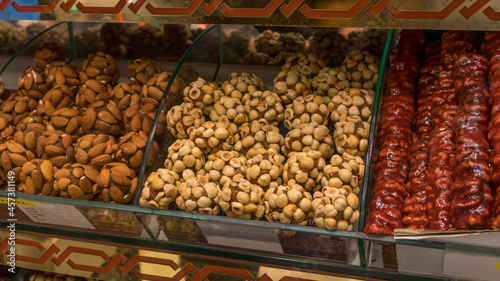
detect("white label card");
top-left (197, 221), bottom-right (283, 254)
top-left (18, 201), bottom-right (96, 230)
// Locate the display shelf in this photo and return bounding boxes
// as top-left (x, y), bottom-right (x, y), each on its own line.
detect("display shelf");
top-left (2, 1), bottom-right (500, 30)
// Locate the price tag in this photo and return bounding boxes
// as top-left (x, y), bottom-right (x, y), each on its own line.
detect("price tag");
top-left (18, 201), bottom-right (96, 230)
top-left (197, 221), bottom-right (283, 254)
top-left (444, 251), bottom-right (500, 281)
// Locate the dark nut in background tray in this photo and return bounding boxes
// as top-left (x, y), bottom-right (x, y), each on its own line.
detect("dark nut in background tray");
top-left (18, 159), bottom-right (56, 196)
top-left (282, 122), bottom-right (334, 159)
top-left (74, 133), bottom-right (116, 166)
top-left (218, 174), bottom-right (265, 219)
top-left (308, 29), bottom-right (346, 67)
top-left (255, 29), bottom-right (282, 57)
top-left (54, 163), bottom-right (100, 200)
top-left (79, 52), bottom-right (119, 85)
top-left (140, 168), bottom-right (179, 209)
top-left (242, 90), bottom-right (284, 126)
top-left (183, 77), bottom-right (222, 116)
top-left (176, 175), bottom-right (221, 215)
top-left (245, 147), bottom-right (284, 190)
top-left (283, 150), bottom-right (326, 193)
top-left (264, 183), bottom-right (313, 225)
top-left (166, 102), bottom-right (205, 139)
top-left (278, 32), bottom-right (306, 54)
top-left (234, 119), bottom-right (284, 156)
top-left (126, 59), bottom-right (163, 86)
top-left (96, 162), bottom-right (137, 204)
top-left (284, 94), bottom-right (329, 130)
top-left (282, 52), bottom-right (326, 83)
top-left (205, 150), bottom-right (247, 186)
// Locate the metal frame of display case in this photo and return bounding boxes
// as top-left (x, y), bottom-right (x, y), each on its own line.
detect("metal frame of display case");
top-left (1, 2), bottom-right (500, 281)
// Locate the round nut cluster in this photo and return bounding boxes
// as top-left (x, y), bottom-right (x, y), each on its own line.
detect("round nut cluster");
top-left (278, 32), bottom-right (306, 54)
top-left (218, 175), bottom-right (265, 219)
top-left (74, 134), bottom-right (117, 166)
top-left (273, 70), bottom-right (312, 104)
top-left (97, 162), bottom-right (138, 204)
top-left (282, 123), bottom-right (334, 159)
top-left (312, 187), bottom-right (359, 231)
top-left (282, 53), bottom-right (326, 82)
top-left (283, 150), bottom-right (326, 193)
top-left (111, 82), bottom-right (141, 110)
top-left (189, 116), bottom-right (235, 155)
top-left (245, 148), bottom-right (284, 190)
top-left (312, 67), bottom-right (351, 103)
top-left (140, 168), bottom-right (179, 209)
top-left (18, 159), bottom-right (56, 196)
top-left (75, 80), bottom-right (113, 109)
top-left (221, 72), bottom-right (266, 97)
top-left (17, 66), bottom-right (49, 100)
top-left (175, 175), bottom-right (221, 215)
top-left (333, 115), bottom-right (369, 156)
top-left (166, 102), bottom-right (205, 139)
top-left (79, 52), bottom-right (119, 85)
top-left (35, 131), bottom-right (75, 168)
top-left (308, 29), bottom-right (347, 67)
top-left (342, 51), bottom-right (380, 90)
top-left (243, 52), bottom-right (272, 65)
top-left (164, 139), bottom-right (205, 180)
top-left (242, 90), bottom-right (284, 126)
top-left (116, 131), bottom-right (159, 170)
top-left (54, 163), bottom-right (100, 200)
top-left (343, 28), bottom-right (388, 56)
top-left (328, 89), bottom-right (373, 123)
top-left (48, 107), bottom-right (82, 135)
top-left (322, 153), bottom-right (365, 195)
top-left (82, 101), bottom-right (123, 136)
top-left (0, 93), bottom-right (38, 125)
top-left (234, 119), bottom-right (284, 155)
top-left (123, 102), bottom-right (166, 136)
top-left (44, 62), bottom-right (80, 92)
top-left (284, 95), bottom-right (329, 130)
top-left (205, 150), bottom-right (247, 186)
top-left (264, 183), bottom-right (313, 225)
top-left (183, 78), bottom-right (222, 116)
top-left (126, 59), bottom-right (163, 86)
top-left (254, 29), bottom-right (282, 57)
top-left (210, 95), bottom-right (248, 125)
top-left (41, 86), bottom-right (76, 114)
top-left (141, 71), bottom-right (183, 108)
top-left (34, 43), bottom-right (64, 71)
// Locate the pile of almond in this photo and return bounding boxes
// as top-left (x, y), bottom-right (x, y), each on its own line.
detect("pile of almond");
top-left (1, 45), bottom-right (181, 205)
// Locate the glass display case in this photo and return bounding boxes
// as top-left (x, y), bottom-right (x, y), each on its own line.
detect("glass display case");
top-left (0, 1), bottom-right (500, 281)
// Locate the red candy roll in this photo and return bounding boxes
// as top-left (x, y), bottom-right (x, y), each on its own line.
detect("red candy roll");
top-left (365, 30), bottom-right (425, 235)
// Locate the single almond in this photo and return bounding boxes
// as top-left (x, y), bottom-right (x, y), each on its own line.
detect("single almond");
top-left (119, 142), bottom-right (137, 156)
top-left (79, 177), bottom-right (93, 194)
top-left (40, 160), bottom-right (54, 181)
top-left (87, 143), bottom-right (106, 158)
top-left (75, 148), bottom-right (89, 164)
top-left (45, 145), bottom-right (65, 157)
top-left (55, 177), bottom-right (71, 192)
top-left (109, 185), bottom-right (124, 202)
top-left (111, 170), bottom-right (131, 186)
top-left (83, 165), bottom-right (99, 183)
top-left (86, 79), bottom-right (103, 92)
top-left (83, 108), bottom-right (97, 132)
top-left (49, 156), bottom-right (67, 168)
top-left (129, 150), bottom-right (143, 168)
top-left (130, 115), bottom-right (142, 131)
top-left (54, 167), bottom-right (71, 180)
top-left (41, 181), bottom-right (54, 196)
top-left (68, 184), bottom-right (86, 199)
top-left (97, 111), bottom-right (117, 124)
top-left (52, 116), bottom-right (69, 127)
top-left (55, 70), bottom-right (66, 85)
top-left (131, 134), bottom-right (147, 148)
top-left (100, 168), bottom-right (111, 188)
top-left (24, 132), bottom-right (37, 152)
top-left (9, 153), bottom-right (28, 167)
top-left (59, 108), bottom-right (80, 118)
top-left (148, 87), bottom-right (164, 100)
top-left (6, 141), bottom-right (27, 154)
top-left (25, 178), bottom-right (36, 194)
top-left (91, 154), bottom-right (113, 166)
top-left (31, 170), bottom-right (43, 191)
